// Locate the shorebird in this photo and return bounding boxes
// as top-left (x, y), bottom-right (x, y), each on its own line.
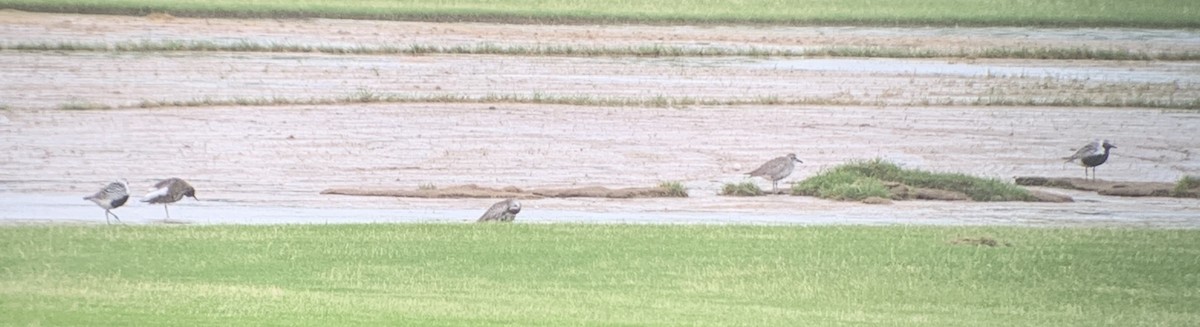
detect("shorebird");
top-left (1063, 139), bottom-right (1116, 181)
top-left (84, 179), bottom-right (129, 224)
top-left (747, 153), bottom-right (804, 193)
top-left (477, 199), bottom-right (521, 222)
top-left (141, 178), bottom-right (197, 219)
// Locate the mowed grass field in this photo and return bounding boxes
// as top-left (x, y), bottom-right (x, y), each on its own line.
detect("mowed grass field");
top-left (2, 224), bottom-right (1198, 326)
top-left (3, 0), bottom-right (1198, 27)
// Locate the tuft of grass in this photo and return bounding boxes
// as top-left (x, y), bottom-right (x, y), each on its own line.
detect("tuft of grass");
top-left (5, 41), bottom-right (1200, 61)
top-left (1, 225), bottom-right (1199, 326)
top-left (658, 181), bottom-right (688, 197)
top-left (72, 89), bottom-right (1200, 111)
top-left (57, 100), bottom-right (110, 110)
top-left (720, 181), bottom-right (763, 196)
top-left (792, 170), bottom-right (891, 200)
top-left (417, 183), bottom-right (437, 191)
top-left (795, 159), bottom-right (1034, 201)
top-left (2, 0), bottom-right (1199, 28)
top-left (131, 92), bottom-right (867, 110)
top-left (1171, 175), bottom-right (1200, 198)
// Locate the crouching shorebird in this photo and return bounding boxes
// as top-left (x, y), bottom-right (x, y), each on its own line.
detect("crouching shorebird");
top-left (142, 178), bottom-right (197, 219)
top-left (477, 199), bottom-right (521, 222)
top-left (84, 179), bottom-right (129, 224)
top-left (1063, 139), bottom-right (1116, 181)
top-left (747, 153), bottom-right (804, 193)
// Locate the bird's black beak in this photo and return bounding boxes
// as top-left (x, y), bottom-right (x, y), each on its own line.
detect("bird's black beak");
top-left (795, 158), bottom-right (804, 163)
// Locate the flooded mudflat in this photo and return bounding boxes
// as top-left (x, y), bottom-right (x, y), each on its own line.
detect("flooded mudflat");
top-left (4, 189), bottom-right (1198, 227)
top-left (2, 11), bottom-right (1199, 227)
top-left (2, 104), bottom-right (1198, 227)
top-left (3, 52), bottom-right (1197, 110)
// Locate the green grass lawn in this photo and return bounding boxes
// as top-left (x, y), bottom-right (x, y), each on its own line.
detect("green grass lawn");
top-left (2, 0), bottom-right (1198, 28)
top-left (2, 224), bottom-right (1198, 326)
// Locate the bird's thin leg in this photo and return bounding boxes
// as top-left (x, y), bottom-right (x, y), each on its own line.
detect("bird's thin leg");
top-left (105, 211), bottom-right (111, 225)
top-left (109, 210), bottom-right (121, 223)
top-left (772, 181), bottom-right (778, 193)
top-left (164, 204), bottom-right (170, 219)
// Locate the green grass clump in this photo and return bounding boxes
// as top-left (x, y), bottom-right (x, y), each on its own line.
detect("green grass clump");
top-left (2, 0), bottom-right (1198, 28)
top-left (720, 181), bottom-right (763, 196)
top-left (1171, 175), bottom-right (1200, 198)
top-left (57, 100), bottom-right (110, 110)
top-left (8, 41), bottom-right (1200, 61)
top-left (658, 181), bottom-right (688, 197)
top-left (1, 224), bottom-right (1199, 326)
top-left (792, 170), bottom-right (891, 200)
top-left (795, 159), bottom-right (1034, 201)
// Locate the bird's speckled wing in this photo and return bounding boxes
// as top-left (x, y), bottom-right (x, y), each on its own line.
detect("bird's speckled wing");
top-left (477, 200), bottom-right (510, 222)
top-left (87, 180), bottom-right (128, 201)
top-left (102, 181), bottom-right (128, 199)
top-left (747, 156), bottom-right (787, 176)
top-left (153, 178), bottom-right (179, 189)
top-left (1064, 141), bottom-right (1100, 161)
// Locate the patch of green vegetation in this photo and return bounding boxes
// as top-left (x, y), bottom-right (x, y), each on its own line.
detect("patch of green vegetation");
top-left (66, 88), bottom-right (1200, 111)
top-left (132, 92), bottom-right (854, 109)
top-left (720, 181), bottom-right (763, 196)
top-left (658, 181), bottom-right (688, 197)
top-left (2, 0), bottom-right (1198, 28)
top-left (57, 100), bottom-right (110, 110)
top-left (1, 225), bottom-right (1199, 326)
top-left (795, 159), bottom-right (1034, 201)
top-left (6, 41), bottom-right (1200, 61)
top-left (1171, 175), bottom-right (1200, 198)
top-left (792, 169), bottom-right (891, 200)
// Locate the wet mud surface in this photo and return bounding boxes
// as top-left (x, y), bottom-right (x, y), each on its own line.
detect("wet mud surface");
top-left (2, 11), bottom-right (1199, 226)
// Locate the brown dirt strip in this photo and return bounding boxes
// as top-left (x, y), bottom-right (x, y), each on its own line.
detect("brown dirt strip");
top-left (1015, 176), bottom-right (1197, 198)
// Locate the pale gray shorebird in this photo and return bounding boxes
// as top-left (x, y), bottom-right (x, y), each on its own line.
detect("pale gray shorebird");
top-left (477, 199), bottom-right (521, 223)
top-left (141, 178), bottom-right (197, 219)
top-left (747, 153), bottom-right (804, 193)
top-left (84, 179), bottom-right (130, 224)
top-left (1063, 139), bottom-right (1116, 181)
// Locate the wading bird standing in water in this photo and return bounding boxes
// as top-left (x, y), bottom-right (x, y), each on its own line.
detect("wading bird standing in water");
top-left (142, 177), bottom-right (197, 219)
top-left (1063, 139), bottom-right (1116, 181)
top-left (747, 153), bottom-right (804, 193)
top-left (477, 199), bottom-right (521, 222)
top-left (84, 179), bottom-right (129, 224)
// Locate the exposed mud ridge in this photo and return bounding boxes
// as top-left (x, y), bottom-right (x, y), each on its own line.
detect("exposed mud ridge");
top-left (321, 184), bottom-right (685, 199)
top-left (885, 182), bottom-right (971, 201)
top-left (874, 182), bottom-right (1069, 202)
top-left (1015, 176), bottom-right (1190, 198)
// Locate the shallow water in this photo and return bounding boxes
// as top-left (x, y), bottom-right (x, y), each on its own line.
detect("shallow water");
top-left (6, 192), bottom-right (1198, 228)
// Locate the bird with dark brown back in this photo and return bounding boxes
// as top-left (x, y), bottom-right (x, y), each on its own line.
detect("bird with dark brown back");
top-left (747, 153), bottom-right (804, 193)
top-left (1063, 140), bottom-right (1116, 181)
top-left (141, 177), bottom-right (198, 219)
